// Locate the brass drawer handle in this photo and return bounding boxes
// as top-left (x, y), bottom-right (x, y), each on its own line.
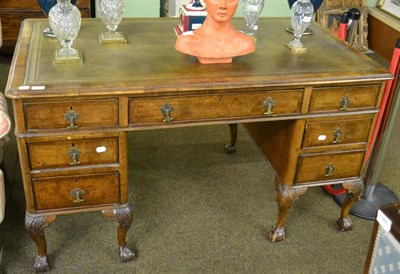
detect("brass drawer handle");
top-left (325, 163), bottom-right (335, 177)
top-left (160, 103), bottom-right (174, 123)
top-left (332, 126), bottom-right (342, 144)
top-left (263, 97), bottom-right (276, 116)
top-left (70, 188), bottom-right (85, 203)
top-left (68, 144), bottom-right (81, 166)
top-left (64, 108), bottom-right (79, 129)
top-left (339, 94), bottom-right (350, 111)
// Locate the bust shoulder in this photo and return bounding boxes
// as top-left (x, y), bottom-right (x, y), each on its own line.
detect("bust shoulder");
top-left (175, 29), bottom-right (255, 59)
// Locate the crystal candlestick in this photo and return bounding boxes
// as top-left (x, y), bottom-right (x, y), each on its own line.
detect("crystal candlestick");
top-left (241, 0), bottom-right (265, 39)
top-left (48, 0), bottom-right (82, 63)
top-left (37, 0), bottom-right (77, 37)
top-left (285, 0), bottom-right (322, 35)
top-left (287, 0), bottom-right (314, 53)
top-left (98, 0), bottom-right (127, 44)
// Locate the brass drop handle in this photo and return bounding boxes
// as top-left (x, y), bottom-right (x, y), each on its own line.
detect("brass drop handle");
top-left (339, 94), bottom-right (350, 111)
top-left (64, 109), bottom-right (79, 129)
top-left (160, 103), bottom-right (174, 123)
top-left (325, 163), bottom-right (335, 177)
top-left (263, 97), bottom-right (276, 116)
top-left (332, 126), bottom-right (343, 144)
top-left (70, 188), bottom-right (85, 203)
top-left (68, 144), bottom-right (81, 166)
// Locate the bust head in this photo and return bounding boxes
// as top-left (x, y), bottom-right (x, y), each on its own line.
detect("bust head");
top-left (205, 0), bottom-right (239, 24)
top-left (175, 0), bottom-right (255, 64)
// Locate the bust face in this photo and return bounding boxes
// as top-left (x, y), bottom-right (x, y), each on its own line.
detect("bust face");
top-left (204, 0), bottom-right (239, 23)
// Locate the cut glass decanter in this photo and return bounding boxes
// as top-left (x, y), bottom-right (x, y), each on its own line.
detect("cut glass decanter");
top-left (48, 0), bottom-right (82, 63)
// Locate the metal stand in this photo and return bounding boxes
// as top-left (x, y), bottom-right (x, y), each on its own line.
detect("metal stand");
top-left (334, 53), bottom-right (400, 220)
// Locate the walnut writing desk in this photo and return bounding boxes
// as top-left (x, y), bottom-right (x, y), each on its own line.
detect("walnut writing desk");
top-left (5, 18), bottom-right (392, 272)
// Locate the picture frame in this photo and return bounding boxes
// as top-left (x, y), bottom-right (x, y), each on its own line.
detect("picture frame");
top-left (377, 0), bottom-right (400, 19)
top-left (323, 0), bottom-right (365, 9)
top-left (317, 7), bottom-right (369, 52)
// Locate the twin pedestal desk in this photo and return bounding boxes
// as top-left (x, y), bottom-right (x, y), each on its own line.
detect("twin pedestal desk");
top-left (5, 18), bottom-right (392, 272)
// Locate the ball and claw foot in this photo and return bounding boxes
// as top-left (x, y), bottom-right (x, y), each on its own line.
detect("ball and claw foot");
top-left (33, 255), bottom-right (49, 273)
top-left (269, 225), bottom-right (285, 242)
top-left (119, 246), bottom-right (135, 262)
top-left (336, 217), bottom-right (353, 232)
top-left (224, 144), bottom-right (236, 154)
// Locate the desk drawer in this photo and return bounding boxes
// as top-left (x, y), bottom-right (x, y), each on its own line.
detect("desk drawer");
top-left (303, 116), bottom-right (373, 148)
top-left (28, 137), bottom-right (119, 170)
top-left (309, 85), bottom-right (380, 113)
top-left (33, 173), bottom-right (120, 210)
top-left (23, 99), bottom-right (119, 131)
top-left (295, 150), bottom-right (365, 184)
top-left (129, 89), bottom-right (303, 126)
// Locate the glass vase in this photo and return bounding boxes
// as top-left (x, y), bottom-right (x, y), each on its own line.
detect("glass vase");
top-left (287, 0), bottom-right (314, 53)
top-left (241, 0), bottom-right (265, 39)
top-left (285, 0), bottom-right (322, 35)
top-left (98, 0), bottom-right (127, 44)
top-left (48, 0), bottom-right (82, 63)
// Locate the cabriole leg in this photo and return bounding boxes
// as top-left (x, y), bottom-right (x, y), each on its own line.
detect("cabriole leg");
top-left (270, 178), bottom-right (307, 242)
top-left (25, 212), bottom-right (56, 273)
top-left (102, 203), bottom-right (135, 262)
top-left (336, 179), bottom-right (364, 231)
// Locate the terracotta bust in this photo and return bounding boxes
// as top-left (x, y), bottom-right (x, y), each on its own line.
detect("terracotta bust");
top-left (175, 0), bottom-right (256, 64)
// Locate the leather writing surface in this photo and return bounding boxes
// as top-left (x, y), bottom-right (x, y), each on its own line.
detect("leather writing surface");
top-left (21, 18), bottom-right (389, 96)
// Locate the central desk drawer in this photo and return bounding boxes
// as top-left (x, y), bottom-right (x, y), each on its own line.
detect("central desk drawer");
top-left (28, 137), bottom-right (119, 170)
top-left (33, 173), bottom-right (120, 210)
top-left (309, 85), bottom-right (380, 113)
top-left (23, 99), bottom-right (119, 131)
top-left (129, 90), bottom-right (303, 125)
top-left (295, 150), bottom-right (365, 185)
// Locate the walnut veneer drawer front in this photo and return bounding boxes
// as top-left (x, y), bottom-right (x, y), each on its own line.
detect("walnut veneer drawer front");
top-left (129, 90), bottom-right (303, 125)
top-left (28, 137), bottom-right (119, 170)
top-left (33, 173), bottom-right (120, 211)
top-left (303, 117), bottom-right (373, 148)
top-left (309, 85), bottom-right (380, 113)
top-left (295, 150), bottom-right (365, 184)
top-left (23, 99), bottom-right (118, 131)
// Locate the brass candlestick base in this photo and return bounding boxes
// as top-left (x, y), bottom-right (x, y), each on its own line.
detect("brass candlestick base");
top-left (286, 43), bottom-right (307, 53)
top-left (53, 48), bottom-right (83, 64)
top-left (99, 32), bottom-right (127, 44)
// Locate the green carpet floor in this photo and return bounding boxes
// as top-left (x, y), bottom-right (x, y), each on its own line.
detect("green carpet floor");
top-left (0, 53), bottom-right (399, 273)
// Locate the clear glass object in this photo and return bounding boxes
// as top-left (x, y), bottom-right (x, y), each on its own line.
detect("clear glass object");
top-left (98, 0), bottom-right (127, 44)
top-left (285, 0), bottom-right (322, 35)
top-left (37, 0), bottom-right (77, 38)
top-left (241, 0), bottom-right (265, 38)
top-left (48, 0), bottom-right (82, 63)
top-left (288, 0), bottom-right (314, 51)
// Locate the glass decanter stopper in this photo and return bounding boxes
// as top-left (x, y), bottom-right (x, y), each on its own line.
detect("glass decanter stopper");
top-left (98, 0), bottom-right (127, 44)
top-left (48, 0), bottom-right (82, 63)
top-left (241, 0), bottom-right (265, 39)
top-left (37, 0), bottom-right (77, 38)
top-left (287, 0), bottom-right (314, 53)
